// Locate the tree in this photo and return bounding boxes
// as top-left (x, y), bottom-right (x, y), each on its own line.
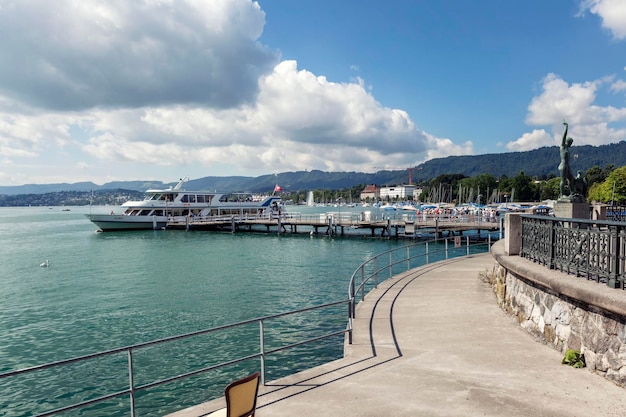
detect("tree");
top-left (511, 172), bottom-right (536, 202)
top-left (588, 166), bottom-right (626, 204)
top-left (540, 178), bottom-right (560, 200)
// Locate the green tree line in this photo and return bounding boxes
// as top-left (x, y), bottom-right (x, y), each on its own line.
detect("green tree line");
top-left (279, 164), bottom-right (624, 205)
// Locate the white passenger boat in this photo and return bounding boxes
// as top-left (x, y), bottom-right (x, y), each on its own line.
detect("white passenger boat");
top-left (85, 178), bottom-right (282, 231)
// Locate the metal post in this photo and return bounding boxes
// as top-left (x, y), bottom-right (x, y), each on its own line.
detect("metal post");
top-left (128, 349), bottom-right (136, 417)
top-left (549, 218), bottom-right (556, 269)
top-left (259, 320), bottom-right (266, 385)
top-left (608, 226), bottom-right (619, 288)
top-left (407, 246), bottom-right (411, 270)
top-left (350, 279), bottom-right (356, 317)
top-left (374, 257), bottom-right (379, 293)
top-left (348, 310), bottom-right (353, 345)
top-left (360, 267), bottom-right (365, 302)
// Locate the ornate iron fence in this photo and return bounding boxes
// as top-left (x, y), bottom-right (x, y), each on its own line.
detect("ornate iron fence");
top-left (520, 214), bottom-right (626, 289)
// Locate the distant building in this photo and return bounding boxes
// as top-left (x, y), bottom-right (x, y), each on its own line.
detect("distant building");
top-left (380, 185), bottom-right (417, 201)
top-left (360, 184), bottom-right (380, 201)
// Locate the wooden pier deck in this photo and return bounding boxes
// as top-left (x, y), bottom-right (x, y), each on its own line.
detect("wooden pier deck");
top-left (166, 212), bottom-right (501, 238)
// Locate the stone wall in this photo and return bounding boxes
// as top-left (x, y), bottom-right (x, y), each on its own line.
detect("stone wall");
top-left (488, 241), bottom-right (626, 388)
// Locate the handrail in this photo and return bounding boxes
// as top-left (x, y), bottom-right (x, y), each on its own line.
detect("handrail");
top-left (1, 234), bottom-right (494, 417)
top-left (0, 300), bottom-right (350, 417)
top-left (346, 235), bottom-right (493, 343)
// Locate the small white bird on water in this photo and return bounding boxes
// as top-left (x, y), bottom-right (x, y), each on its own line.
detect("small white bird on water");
top-left (40, 260), bottom-right (49, 267)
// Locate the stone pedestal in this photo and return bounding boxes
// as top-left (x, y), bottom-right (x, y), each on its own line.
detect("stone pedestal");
top-left (504, 213), bottom-right (522, 256)
top-left (553, 201), bottom-right (590, 219)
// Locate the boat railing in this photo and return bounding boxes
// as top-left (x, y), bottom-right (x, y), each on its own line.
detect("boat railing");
top-left (1, 236), bottom-right (493, 417)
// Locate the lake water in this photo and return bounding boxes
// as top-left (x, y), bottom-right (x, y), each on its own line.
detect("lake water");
top-left (0, 205), bottom-right (490, 416)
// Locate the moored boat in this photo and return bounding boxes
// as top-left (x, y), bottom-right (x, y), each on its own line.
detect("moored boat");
top-left (85, 177), bottom-right (282, 231)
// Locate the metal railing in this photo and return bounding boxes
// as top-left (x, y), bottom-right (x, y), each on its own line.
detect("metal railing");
top-left (347, 235), bottom-right (493, 342)
top-left (1, 235), bottom-right (494, 417)
top-left (0, 302), bottom-right (349, 417)
top-left (520, 214), bottom-right (626, 289)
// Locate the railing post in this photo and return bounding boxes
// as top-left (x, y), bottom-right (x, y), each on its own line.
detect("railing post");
top-left (350, 276), bottom-right (356, 318)
top-left (259, 320), bottom-right (266, 385)
top-left (425, 242), bottom-right (429, 264)
top-left (348, 312), bottom-right (353, 345)
top-left (466, 235), bottom-right (470, 256)
top-left (360, 267), bottom-right (366, 302)
top-left (373, 257), bottom-right (379, 295)
top-left (128, 349), bottom-right (136, 417)
top-left (608, 225), bottom-right (620, 288)
top-left (549, 218), bottom-right (556, 269)
top-left (389, 252), bottom-right (393, 279)
top-left (445, 238), bottom-right (449, 259)
top-left (406, 246), bottom-right (411, 270)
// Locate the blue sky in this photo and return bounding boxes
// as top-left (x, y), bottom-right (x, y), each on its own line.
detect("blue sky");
top-left (0, 0), bottom-right (625, 186)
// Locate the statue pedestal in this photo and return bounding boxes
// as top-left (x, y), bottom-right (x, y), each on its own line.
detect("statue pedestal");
top-left (553, 201), bottom-right (590, 219)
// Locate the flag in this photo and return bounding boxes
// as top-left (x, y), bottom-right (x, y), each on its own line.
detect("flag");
top-left (274, 184), bottom-right (283, 193)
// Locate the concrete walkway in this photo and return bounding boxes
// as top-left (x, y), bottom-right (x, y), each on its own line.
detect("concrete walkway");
top-left (171, 253), bottom-right (626, 417)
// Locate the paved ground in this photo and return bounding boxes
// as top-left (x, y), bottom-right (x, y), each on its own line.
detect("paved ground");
top-left (169, 253), bottom-right (626, 417)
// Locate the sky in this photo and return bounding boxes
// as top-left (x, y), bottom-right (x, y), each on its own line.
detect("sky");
top-left (1, 0), bottom-right (626, 186)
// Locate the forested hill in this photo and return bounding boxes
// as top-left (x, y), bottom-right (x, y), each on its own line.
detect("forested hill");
top-left (412, 142), bottom-right (626, 182)
top-left (1, 141), bottom-right (625, 196)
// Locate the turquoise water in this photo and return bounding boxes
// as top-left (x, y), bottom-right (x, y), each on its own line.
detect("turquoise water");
top-left (2, 206), bottom-right (441, 416)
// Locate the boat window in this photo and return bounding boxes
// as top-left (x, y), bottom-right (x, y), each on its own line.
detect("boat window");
top-left (153, 210), bottom-right (164, 216)
top-left (181, 194), bottom-right (189, 202)
top-left (189, 195), bottom-right (196, 203)
top-left (197, 195), bottom-right (205, 203)
top-left (139, 209), bottom-right (152, 215)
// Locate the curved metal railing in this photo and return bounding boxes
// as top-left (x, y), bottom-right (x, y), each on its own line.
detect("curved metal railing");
top-left (346, 234), bottom-right (493, 343)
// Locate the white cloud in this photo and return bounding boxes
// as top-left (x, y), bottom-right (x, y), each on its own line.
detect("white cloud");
top-left (506, 129), bottom-right (554, 151)
top-left (0, 0), bottom-right (277, 111)
top-left (0, 0), bottom-right (471, 185)
top-left (580, 0), bottom-right (626, 40)
top-left (507, 73), bottom-right (626, 150)
top-left (610, 79), bottom-right (626, 93)
top-left (75, 60), bottom-right (460, 174)
top-left (525, 74), bottom-right (602, 125)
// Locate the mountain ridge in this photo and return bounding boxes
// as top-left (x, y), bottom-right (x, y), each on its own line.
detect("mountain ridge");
top-left (2, 142), bottom-right (625, 196)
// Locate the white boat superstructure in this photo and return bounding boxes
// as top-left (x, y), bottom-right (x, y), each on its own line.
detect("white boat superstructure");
top-left (86, 178), bottom-right (282, 231)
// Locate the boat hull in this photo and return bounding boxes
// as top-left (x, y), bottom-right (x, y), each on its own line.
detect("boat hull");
top-left (85, 214), bottom-right (168, 231)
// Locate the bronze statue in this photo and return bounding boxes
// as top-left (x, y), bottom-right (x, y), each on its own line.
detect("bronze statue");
top-left (558, 121), bottom-right (585, 202)
top-left (559, 121), bottom-right (575, 198)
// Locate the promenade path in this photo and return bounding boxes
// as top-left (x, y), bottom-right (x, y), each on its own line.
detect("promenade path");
top-left (170, 252), bottom-right (626, 417)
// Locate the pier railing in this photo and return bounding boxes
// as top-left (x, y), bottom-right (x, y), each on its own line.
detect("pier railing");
top-left (520, 214), bottom-right (626, 289)
top-left (346, 235), bottom-right (493, 342)
top-left (1, 236), bottom-right (494, 417)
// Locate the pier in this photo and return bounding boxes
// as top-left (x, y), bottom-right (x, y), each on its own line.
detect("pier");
top-left (166, 211), bottom-right (501, 238)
